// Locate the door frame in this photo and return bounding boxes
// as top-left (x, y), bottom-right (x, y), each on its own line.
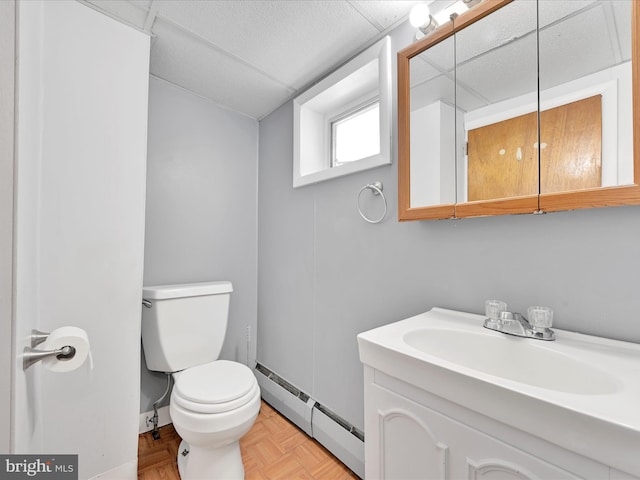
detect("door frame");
top-left (0, 0), bottom-right (16, 454)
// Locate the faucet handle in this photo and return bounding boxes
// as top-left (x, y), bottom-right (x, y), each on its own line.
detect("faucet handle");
top-left (485, 300), bottom-right (507, 320)
top-left (527, 306), bottom-right (553, 330)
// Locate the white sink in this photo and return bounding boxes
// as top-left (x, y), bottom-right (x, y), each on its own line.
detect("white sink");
top-left (403, 327), bottom-right (618, 394)
top-left (358, 308), bottom-right (640, 477)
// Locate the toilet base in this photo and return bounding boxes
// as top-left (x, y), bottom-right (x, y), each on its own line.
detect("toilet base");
top-left (177, 439), bottom-right (245, 479)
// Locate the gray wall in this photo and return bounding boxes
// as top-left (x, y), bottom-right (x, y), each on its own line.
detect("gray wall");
top-left (257, 22), bottom-right (640, 431)
top-left (141, 77), bottom-right (258, 412)
top-left (0, 0), bottom-right (15, 453)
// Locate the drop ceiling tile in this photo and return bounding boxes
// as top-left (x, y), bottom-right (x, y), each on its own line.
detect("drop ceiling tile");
top-left (410, 73), bottom-right (455, 112)
top-left (456, 1), bottom-right (619, 109)
top-left (350, 0), bottom-right (420, 30)
top-left (129, 0), bottom-right (152, 9)
top-left (84, 0), bottom-right (148, 29)
top-left (456, 82), bottom-right (492, 113)
top-left (453, 0), bottom-right (598, 66)
top-left (538, 0), bottom-right (597, 28)
top-left (410, 56), bottom-right (447, 89)
top-left (610, 0), bottom-right (632, 61)
top-left (538, 5), bottom-right (617, 90)
top-left (456, 31), bottom-right (538, 106)
top-left (412, 34), bottom-right (455, 78)
top-left (150, 19), bottom-right (295, 119)
top-left (152, 1), bottom-right (380, 89)
top-left (456, 0), bottom-right (537, 66)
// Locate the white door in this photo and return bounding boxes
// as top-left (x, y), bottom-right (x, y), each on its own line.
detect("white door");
top-left (12, 2), bottom-right (149, 478)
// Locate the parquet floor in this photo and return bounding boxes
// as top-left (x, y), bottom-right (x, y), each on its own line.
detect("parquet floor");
top-left (138, 400), bottom-right (360, 479)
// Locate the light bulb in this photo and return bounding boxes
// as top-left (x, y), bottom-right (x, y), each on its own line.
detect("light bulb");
top-left (410, 4), bottom-right (431, 28)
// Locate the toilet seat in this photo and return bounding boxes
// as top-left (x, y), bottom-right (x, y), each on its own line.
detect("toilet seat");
top-left (173, 360), bottom-right (259, 414)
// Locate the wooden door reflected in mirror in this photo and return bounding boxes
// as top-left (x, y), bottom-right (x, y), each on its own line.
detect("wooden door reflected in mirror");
top-left (467, 95), bottom-right (603, 201)
top-left (540, 95), bottom-right (602, 194)
top-left (467, 110), bottom-right (539, 201)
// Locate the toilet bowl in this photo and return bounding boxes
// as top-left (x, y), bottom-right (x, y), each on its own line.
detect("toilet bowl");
top-left (170, 360), bottom-right (261, 479)
top-left (140, 282), bottom-right (260, 479)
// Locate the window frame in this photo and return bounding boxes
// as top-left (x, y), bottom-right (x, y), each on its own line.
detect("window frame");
top-left (292, 36), bottom-right (392, 188)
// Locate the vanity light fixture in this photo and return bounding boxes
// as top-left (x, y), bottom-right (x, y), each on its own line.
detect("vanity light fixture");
top-left (410, 0), bottom-right (484, 39)
top-left (432, 0), bottom-right (481, 24)
top-left (409, 4), bottom-right (438, 40)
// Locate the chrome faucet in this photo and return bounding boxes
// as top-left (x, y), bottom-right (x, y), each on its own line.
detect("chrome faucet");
top-left (483, 300), bottom-right (555, 341)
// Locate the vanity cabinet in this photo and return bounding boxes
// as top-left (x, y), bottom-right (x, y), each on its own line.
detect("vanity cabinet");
top-left (359, 308), bottom-right (640, 480)
top-left (364, 366), bottom-right (637, 480)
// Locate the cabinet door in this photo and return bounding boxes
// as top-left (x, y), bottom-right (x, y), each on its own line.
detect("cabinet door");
top-left (366, 381), bottom-right (449, 479)
top-left (366, 382), bottom-right (590, 480)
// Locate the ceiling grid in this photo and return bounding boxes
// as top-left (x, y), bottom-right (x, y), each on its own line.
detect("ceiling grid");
top-left (83, 0), bottom-right (422, 119)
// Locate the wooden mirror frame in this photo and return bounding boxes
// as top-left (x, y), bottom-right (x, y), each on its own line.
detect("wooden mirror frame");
top-left (398, 0), bottom-right (640, 221)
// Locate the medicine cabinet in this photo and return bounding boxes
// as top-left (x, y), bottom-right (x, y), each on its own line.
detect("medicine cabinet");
top-left (398, 0), bottom-right (640, 220)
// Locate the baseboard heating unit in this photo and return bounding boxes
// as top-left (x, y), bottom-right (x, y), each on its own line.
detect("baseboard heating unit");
top-left (255, 363), bottom-right (364, 478)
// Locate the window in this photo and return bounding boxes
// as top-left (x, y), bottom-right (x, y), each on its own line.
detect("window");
top-left (332, 101), bottom-right (380, 167)
top-left (293, 36), bottom-right (391, 188)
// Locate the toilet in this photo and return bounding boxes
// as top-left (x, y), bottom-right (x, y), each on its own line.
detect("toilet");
top-left (141, 281), bottom-right (260, 479)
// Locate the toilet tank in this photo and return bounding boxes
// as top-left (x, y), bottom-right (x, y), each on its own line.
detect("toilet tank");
top-left (141, 281), bottom-right (233, 373)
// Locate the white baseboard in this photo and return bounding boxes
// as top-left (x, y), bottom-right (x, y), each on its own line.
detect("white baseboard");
top-left (254, 364), bottom-right (364, 478)
top-left (138, 405), bottom-right (172, 434)
top-left (256, 371), bottom-right (315, 437)
top-left (312, 407), bottom-right (364, 479)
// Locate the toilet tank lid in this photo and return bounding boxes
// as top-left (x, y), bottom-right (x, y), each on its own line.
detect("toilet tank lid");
top-left (142, 281), bottom-right (233, 300)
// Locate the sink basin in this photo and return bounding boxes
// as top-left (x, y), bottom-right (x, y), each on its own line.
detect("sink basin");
top-left (403, 327), bottom-right (618, 394)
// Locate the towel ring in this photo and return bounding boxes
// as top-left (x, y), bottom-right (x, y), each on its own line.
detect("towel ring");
top-left (357, 181), bottom-right (387, 224)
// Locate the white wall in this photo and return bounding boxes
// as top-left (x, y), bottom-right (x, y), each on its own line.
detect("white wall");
top-left (13, 2), bottom-right (149, 478)
top-left (0, 0), bottom-right (15, 455)
top-left (257, 18), bottom-right (640, 437)
top-left (141, 77), bottom-right (259, 412)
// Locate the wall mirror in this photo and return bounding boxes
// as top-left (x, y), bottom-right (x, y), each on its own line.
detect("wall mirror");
top-left (398, 0), bottom-right (640, 221)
